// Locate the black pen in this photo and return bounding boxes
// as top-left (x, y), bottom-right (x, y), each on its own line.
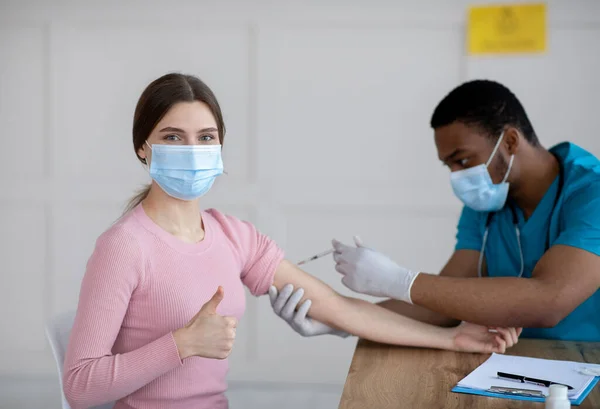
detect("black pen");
top-left (497, 371), bottom-right (574, 390)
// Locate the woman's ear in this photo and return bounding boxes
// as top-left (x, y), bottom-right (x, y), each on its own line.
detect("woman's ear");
top-left (504, 127), bottom-right (521, 155)
top-left (137, 144), bottom-right (149, 164)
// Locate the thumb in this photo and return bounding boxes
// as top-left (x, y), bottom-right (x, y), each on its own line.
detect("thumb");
top-left (353, 235), bottom-right (364, 247)
top-left (199, 286), bottom-right (224, 315)
top-left (268, 285), bottom-right (278, 306)
top-left (332, 238), bottom-right (351, 253)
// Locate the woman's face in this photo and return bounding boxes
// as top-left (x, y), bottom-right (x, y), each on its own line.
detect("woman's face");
top-left (138, 100), bottom-right (220, 163)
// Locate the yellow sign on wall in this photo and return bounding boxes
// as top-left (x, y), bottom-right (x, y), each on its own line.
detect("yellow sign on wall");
top-left (468, 3), bottom-right (547, 55)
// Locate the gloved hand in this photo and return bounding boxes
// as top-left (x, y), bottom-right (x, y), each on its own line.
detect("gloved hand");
top-left (332, 236), bottom-right (421, 304)
top-left (269, 284), bottom-right (350, 338)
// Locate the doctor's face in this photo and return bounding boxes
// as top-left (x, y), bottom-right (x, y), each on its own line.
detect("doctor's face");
top-left (434, 121), bottom-right (511, 184)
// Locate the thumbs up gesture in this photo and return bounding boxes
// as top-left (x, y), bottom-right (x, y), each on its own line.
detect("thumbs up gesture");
top-left (173, 286), bottom-right (238, 360)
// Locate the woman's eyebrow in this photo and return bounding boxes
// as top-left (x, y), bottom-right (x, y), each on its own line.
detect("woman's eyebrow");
top-left (197, 127), bottom-right (218, 133)
top-left (158, 126), bottom-right (218, 133)
top-left (159, 126), bottom-right (185, 133)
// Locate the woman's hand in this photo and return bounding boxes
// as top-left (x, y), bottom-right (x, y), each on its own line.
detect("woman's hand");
top-left (450, 322), bottom-right (522, 354)
top-left (173, 286), bottom-right (237, 360)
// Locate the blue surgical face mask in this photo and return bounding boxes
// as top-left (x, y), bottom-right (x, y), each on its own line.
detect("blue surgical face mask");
top-left (145, 142), bottom-right (224, 201)
top-left (450, 131), bottom-right (514, 212)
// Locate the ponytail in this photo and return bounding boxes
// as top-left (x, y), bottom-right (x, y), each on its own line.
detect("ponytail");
top-left (123, 184), bottom-right (151, 215)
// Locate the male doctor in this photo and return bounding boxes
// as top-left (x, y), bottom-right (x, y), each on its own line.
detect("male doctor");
top-left (270, 79), bottom-right (600, 341)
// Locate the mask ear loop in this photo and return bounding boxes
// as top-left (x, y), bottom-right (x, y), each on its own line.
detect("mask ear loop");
top-left (501, 154), bottom-right (515, 183)
top-left (217, 144), bottom-right (228, 175)
top-left (138, 141), bottom-right (152, 173)
top-left (486, 130), bottom-right (515, 184)
top-left (485, 131), bottom-right (505, 168)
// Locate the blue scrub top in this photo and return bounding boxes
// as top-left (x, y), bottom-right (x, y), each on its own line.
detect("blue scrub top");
top-left (455, 142), bottom-right (600, 341)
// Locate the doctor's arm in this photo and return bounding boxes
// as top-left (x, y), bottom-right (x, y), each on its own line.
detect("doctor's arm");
top-left (411, 244), bottom-right (600, 328)
top-left (411, 185), bottom-right (600, 328)
top-left (271, 260), bottom-right (517, 352)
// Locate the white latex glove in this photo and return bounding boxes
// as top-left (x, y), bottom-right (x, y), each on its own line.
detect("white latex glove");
top-left (332, 236), bottom-right (421, 304)
top-left (269, 284), bottom-right (350, 338)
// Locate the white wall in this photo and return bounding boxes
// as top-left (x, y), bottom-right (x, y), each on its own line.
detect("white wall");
top-left (1, 0), bottom-right (599, 407)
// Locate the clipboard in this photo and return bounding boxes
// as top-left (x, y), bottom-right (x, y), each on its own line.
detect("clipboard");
top-left (452, 378), bottom-right (600, 405)
top-left (451, 352), bottom-right (600, 406)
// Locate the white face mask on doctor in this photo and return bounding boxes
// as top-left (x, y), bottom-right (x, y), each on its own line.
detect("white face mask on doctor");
top-left (450, 131), bottom-right (514, 212)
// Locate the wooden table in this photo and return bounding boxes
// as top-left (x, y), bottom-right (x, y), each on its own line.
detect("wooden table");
top-left (339, 339), bottom-right (600, 408)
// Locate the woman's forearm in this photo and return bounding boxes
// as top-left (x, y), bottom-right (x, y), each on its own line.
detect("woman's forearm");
top-left (320, 294), bottom-right (454, 350)
top-left (272, 260), bottom-right (455, 349)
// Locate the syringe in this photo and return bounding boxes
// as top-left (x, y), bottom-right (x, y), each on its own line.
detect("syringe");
top-left (297, 249), bottom-right (334, 266)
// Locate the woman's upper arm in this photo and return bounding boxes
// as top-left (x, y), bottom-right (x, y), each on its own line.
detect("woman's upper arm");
top-left (211, 211), bottom-right (285, 295)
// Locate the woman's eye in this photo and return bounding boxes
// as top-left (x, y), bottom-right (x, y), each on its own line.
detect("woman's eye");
top-left (459, 158), bottom-right (469, 167)
top-left (164, 134), bottom-right (180, 141)
top-left (200, 134), bottom-right (215, 142)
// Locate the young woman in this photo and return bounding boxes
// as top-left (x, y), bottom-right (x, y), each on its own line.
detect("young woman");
top-left (63, 73), bottom-right (520, 409)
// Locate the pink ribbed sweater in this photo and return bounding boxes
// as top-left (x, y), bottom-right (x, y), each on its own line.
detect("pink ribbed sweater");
top-left (63, 204), bottom-right (284, 409)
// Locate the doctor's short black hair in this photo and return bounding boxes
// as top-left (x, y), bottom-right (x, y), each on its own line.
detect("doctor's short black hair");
top-left (430, 79), bottom-right (540, 147)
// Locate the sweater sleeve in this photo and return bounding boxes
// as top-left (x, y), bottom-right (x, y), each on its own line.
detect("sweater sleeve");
top-left (206, 210), bottom-right (285, 296)
top-left (62, 226), bottom-right (182, 409)
top-left (238, 220), bottom-right (285, 296)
